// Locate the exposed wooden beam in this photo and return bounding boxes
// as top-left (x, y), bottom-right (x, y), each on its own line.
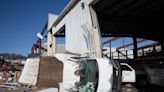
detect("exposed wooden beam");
top-left (103, 37), bottom-right (121, 45)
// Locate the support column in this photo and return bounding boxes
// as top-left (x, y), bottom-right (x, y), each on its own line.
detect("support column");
top-left (109, 43), bottom-right (111, 59)
top-left (52, 36), bottom-right (56, 54)
top-left (47, 30), bottom-right (55, 56)
top-left (89, 6), bottom-right (102, 58)
top-left (133, 35), bottom-right (138, 59)
top-left (38, 38), bottom-right (42, 54)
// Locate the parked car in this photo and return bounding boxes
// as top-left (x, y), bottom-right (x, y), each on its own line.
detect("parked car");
top-left (120, 63), bottom-right (136, 83)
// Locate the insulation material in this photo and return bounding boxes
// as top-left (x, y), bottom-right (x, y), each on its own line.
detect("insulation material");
top-left (96, 59), bottom-right (113, 92)
top-left (54, 53), bottom-right (80, 91)
top-left (18, 58), bottom-right (40, 85)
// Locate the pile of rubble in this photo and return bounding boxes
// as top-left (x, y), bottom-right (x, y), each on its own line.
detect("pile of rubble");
top-left (0, 64), bottom-right (18, 83)
top-left (0, 59), bottom-right (22, 88)
top-left (0, 57), bottom-right (61, 92)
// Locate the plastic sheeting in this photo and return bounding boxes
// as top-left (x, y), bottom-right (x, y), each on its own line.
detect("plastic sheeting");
top-left (96, 59), bottom-right (113, 92)
top-left (18, 58), bottom-right (40, 85)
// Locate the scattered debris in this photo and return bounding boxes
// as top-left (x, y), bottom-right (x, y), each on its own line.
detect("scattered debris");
top-left (0, 60), bottom-right (21, 84)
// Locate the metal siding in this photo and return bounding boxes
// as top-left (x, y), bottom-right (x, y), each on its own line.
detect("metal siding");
top-left (65, 0), bottom-right (92, 55)
top-left (52, 0), bottom-right (96, 55)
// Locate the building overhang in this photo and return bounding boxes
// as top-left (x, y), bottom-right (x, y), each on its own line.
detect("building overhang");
top-left (93, 0), bottom-right (164, 42)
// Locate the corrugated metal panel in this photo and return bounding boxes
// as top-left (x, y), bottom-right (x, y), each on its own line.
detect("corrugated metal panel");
top-left (65, 0), bottom-right (92, 55)
top-left (52, 0), bottom-right (99, 56)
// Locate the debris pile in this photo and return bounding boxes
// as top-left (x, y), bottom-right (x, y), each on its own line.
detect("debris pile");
top-left (0, 56), bottom-right (63, 92)
top-left (0, 61), bottom-right (21, 84)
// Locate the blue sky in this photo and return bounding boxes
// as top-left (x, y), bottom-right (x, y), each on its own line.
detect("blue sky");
top-left (0, 0), bottom-right (69, 56)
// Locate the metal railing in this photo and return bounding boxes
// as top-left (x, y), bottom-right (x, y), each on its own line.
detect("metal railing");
top-left (103, 45), bottom-right (162, 60)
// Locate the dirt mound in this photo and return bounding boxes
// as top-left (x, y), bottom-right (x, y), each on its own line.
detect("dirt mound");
top-left (37, 56), bottom-right (63, 88)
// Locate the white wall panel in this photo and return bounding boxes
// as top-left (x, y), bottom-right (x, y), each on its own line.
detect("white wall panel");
top-left (52, 0), bottom-right (101, 56)
top-left (48, 13), bottom-right (58, 30)
top-left (65, 0), bottom-right (92, 55)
